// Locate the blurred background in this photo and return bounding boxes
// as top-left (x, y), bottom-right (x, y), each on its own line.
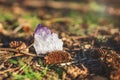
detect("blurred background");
top-left (0, 0), bottom-right (120, 36)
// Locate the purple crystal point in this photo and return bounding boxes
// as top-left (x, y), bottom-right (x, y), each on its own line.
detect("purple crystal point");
top-left (34, 24), bottom-right (51, 35)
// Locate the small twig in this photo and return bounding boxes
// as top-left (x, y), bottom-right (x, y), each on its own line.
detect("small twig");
top-left (60, 60), bottom-right (78, 66)
top-left (0, 69), bottom-right (12, 74)
top-left (0, 68), bottom-right (13, 74)
top-left (26, 42), bottom-right (34, 49)
top-left (19, 42), bottom-right (35, 56)
top-left (20, 51), bottom-right (36, 57)
top-left (13, 25), bottom-right (23, 33)
top-left (0, 48), bottom-right (19, 52)
top-left (71, 36), bottom-right (88, 40)
top-left (0, 67), bottom-right (19, 74)
top-left (0, 47), bottom-right (36, 57)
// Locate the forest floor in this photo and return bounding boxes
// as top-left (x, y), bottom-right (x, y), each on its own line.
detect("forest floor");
top-left (0, 3), bottom-right (120, 80)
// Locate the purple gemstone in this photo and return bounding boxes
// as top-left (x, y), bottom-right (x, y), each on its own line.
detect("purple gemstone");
top-left (33, 24), bottom-right (63, 54)
top-left (34, 24), bottom-right (51, 36)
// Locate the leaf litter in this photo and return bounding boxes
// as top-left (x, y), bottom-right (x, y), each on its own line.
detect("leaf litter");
top-left (0, 5), bottom-right (120, 80)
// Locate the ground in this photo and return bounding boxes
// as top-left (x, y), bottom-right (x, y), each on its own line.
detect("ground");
top-left (0, 1), bottom-right (120, 80)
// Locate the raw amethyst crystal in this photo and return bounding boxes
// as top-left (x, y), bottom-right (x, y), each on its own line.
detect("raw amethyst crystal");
top-left (33, 24), bottom-right (63, 54)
